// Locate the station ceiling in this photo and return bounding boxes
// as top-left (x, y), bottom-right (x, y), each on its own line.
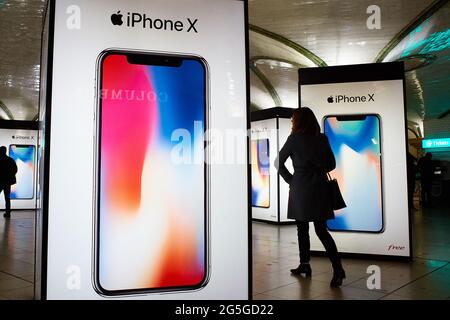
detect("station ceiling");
top-left (0, 0), bottom-right (448, 132)
top-left (249, 0), bottom-right (450, 130)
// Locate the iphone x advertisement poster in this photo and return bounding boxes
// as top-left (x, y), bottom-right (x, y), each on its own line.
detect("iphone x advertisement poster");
top-left (0, 129), bottom-right (38, 210)
top-left (95, 51), bottom-right (208, 295)
top-left (43, 0), bottom-right (249, 299)
top-left (299, 63), bottom-right (411, 258)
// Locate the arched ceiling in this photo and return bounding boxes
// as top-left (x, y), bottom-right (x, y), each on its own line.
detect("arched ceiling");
top-left (382, 2), bottom-right (450, 121)
top-left (249, 0), bottom-right (450, 130)
top-left (0, 0), bottom-right (46, 120)
top-left (249, 0), bottom-right (435, 66)
top-left (249, 26), bottom-right (324, 109)
top-left (0, 0), bottom-right (448, 129)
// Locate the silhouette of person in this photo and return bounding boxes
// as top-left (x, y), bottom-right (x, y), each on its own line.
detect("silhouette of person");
top-left (0, 146), bottom-right (18, 218)
top-left (407, 152), bottom-right (417, 210)
top-left (275, 107), bottom-right (345, 288)
top-left (418, 152), bottom-right (434, 208)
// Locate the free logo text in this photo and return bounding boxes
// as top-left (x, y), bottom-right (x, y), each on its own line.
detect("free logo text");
top-left (388, 245), bottom-right (406, 251)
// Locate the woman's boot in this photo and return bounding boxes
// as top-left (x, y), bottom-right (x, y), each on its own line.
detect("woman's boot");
top-left (290, 263), bottom-right (312, 277)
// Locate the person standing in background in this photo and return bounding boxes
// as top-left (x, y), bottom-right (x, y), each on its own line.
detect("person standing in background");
top-left (418, 152), bottom-right (434, 208)
top-left (275, 107), bottom-right (345, 288)
top-left (407, 152), bottom-right (417, 211)
top-left (0, 146), bottom-right (18, 218)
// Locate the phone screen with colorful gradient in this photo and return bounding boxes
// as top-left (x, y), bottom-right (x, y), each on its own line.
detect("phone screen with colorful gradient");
top-left (95, 51), bottom-right (208, 295)
top-left (324, 115), bottom-right (383, 233)
top-left (9, 145), bottom-right (35, 200)
top-left (251, 139), bottom-right (270, 208)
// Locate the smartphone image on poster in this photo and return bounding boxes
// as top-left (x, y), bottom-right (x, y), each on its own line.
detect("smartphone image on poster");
top-left (251, 139), bottom-right (270, 208)
top-left (93, 49), bottom-right (209, 296)
top-left (323, 114), bottom-right (384, 233)
top-left (9, 145), bottom-right (36, 200)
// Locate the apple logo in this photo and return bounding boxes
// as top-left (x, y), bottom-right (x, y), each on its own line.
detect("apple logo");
top-left (327, 96), bottom-right (334, 103)
top-left (111, 11), bottom-right (123, 26)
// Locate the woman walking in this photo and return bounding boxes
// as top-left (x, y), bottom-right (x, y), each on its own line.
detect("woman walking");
top-left (275, 107), bottom-right (346, 287)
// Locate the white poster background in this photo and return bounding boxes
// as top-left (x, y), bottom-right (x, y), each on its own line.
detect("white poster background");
top-left (251, 119), bottom-right (278, 222)
top-left (251, 118), bottom-right (294, 223)
top-left (278, 118), bottom-right (294, 223)
top-left (46, 0), bottom-right (248, 299)
top-left (300, 80), bottom-right (410, 257)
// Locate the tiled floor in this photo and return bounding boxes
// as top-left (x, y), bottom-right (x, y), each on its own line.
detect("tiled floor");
top-left (0, 211), bottom-right (35, 300)
top-left (0, 207), bottom-right (449, 300)
top-left (253, 206), bottom-right (450, 300)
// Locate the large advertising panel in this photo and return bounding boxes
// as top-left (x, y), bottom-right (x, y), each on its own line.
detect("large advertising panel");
top-left (299, 63), bottom-right (411, 258)
top-left (40, 0), bottom-right (249, 299)
top-left (0, 127), bottom-right (38, 210)
top-left (251, 119), bottom-right (278, 222)
top-left (251, 109), bottom-right (294, 224)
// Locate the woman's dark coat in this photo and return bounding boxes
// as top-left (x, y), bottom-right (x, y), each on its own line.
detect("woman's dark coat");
top-left (275, 132), bottom-right (336, 222)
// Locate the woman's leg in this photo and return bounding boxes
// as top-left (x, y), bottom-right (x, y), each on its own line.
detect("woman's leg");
top-left (313, 221), bottom-right (342, 270)
top-left (296, 221), bottom-right (310, 264)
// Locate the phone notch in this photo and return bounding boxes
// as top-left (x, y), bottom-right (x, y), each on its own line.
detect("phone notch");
top-left (336, 115), bottom-right (367, 121)
top-left (126, 54), bottom-right (183, 67)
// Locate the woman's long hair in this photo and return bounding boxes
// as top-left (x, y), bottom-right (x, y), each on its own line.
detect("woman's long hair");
top-left (291, 107), bottom-right (320, 135)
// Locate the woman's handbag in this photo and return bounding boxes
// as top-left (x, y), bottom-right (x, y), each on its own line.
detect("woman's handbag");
top-left (326, 173), bottom-right (347, 210)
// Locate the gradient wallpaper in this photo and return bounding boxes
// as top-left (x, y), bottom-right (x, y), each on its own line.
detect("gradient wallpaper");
top-left (98, 53), bottom-right (206, 292)
top-left (251, 139), bottom-right (270, 208)
top-left (324, 115), bottom-right (383, 232)
top-left (9, 145), bottom-right (35, 200)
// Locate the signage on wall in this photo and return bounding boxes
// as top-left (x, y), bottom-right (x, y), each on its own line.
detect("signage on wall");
top-left (326, 93), bottom-right (375, 104)
top-left (299, 62), bottom-right (411, 258)
top-left (422, 138), bottom-right (450, 149)
top-left (110, 10), bottom-right (199, 33)
top-left (40, 0), bottom-right (249, 300)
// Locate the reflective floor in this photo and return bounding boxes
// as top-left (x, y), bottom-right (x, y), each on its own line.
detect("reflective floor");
top-left (0, 211), bottom-right (35, 300)
top-left (253, 207), bottom-right (450, 300)
top-left (0, 207), bottom-right (449, 299)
